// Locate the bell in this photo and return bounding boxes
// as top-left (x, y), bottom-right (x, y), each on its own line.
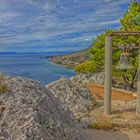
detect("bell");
top-left (116, 52), bottom-right (134, 71)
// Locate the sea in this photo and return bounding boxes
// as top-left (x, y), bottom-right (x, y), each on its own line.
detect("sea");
top-left (0, 53), bottom-right (76, 85)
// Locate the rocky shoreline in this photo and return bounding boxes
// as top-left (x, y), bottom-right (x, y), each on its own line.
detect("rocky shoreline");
top-left (48, 49), bottom-right (90, 68)
top-left (49, 56), bottom-right (79, 68)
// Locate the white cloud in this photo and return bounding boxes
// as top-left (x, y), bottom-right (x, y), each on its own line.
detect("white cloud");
top-left (0, 0), bottom-right (131, 52)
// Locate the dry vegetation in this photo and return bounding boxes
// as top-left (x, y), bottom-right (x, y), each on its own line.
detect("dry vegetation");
top-left (0, 73), bottom-right (8, 93)
top-left (88, 100), bottom-right (140, 132)
top-left (89, 115), bottom-right (114, 130)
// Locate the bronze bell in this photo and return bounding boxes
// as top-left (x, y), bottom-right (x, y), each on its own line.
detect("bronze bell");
top-left (116, 51), bottom-right (134, 71)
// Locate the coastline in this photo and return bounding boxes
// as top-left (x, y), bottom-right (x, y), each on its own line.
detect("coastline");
top-left (48, 59), bottom-right (73, 69)
top-left (47, 48), bottom-right (90, 69)
top-left (48, 57), bottom-right (77, 68)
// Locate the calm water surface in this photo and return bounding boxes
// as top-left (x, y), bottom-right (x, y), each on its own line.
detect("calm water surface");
top-left (0, 54), bottom-right (76, 84)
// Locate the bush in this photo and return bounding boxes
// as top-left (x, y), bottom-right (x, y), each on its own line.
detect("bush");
top-left (74, 61), bottom-right (97, 74)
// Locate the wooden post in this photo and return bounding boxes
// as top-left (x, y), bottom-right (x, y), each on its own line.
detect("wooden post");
top-left (136, 47), bottom-right (140, 115)
top-left (104, 36), bottom-right (112, 115)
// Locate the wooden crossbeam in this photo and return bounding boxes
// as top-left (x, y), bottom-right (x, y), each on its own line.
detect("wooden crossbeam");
top-left (109, 31), bottom-right (140, 36)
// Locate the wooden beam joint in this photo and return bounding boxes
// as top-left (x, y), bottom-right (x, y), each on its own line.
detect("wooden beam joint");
top-left (109, 31), bottom-right (140, 37)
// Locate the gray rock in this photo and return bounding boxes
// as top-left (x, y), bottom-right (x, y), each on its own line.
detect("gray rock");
top-left (0, 76), bottom-right (85, 140)
top-left (80, 117), bottom-right (92, 129)
top-left (70, 72), bottom-right (105, 86)
top-left (46, 78), bottom-right (97, 120)
top-left (70, 73), bottom-right (133, 91)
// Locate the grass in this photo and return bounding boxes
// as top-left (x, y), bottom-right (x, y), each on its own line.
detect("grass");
top-left (0, 73), bottom-right (8, 94)
top-left (89, 116), bottom-right (114, 130)
top-left (0, 84), bottom-right (8, 93)
top-left (0, 73), bottom-right (5, 81)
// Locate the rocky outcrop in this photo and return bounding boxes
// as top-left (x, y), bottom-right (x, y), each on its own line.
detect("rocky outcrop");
top-left (70, 73), bottom-right (105, 86)
top-left (0, 76), bottom-right (85, 140)
top-left (46, 78), bottom-right (97, 120)
top-left (70, 73), bottom-right (127, 90)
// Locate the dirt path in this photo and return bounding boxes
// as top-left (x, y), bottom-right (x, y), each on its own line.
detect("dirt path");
top-left (85, 129), bottom-right (140, 140)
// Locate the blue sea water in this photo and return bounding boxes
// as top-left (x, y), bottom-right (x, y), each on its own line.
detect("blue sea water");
top-left (0, 53), bottom-right (76, 84)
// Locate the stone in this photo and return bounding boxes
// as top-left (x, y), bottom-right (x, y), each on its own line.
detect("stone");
top-left (70, 72), bottom-right (105, 86)
top-left (80, 117), bottom-right (92, 129)
top-left (0, 76), bottom-right (85, 140)
top-left (46, 78), bottom-right (97, 120)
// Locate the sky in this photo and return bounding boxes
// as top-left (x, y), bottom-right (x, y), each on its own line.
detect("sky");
top-left (0, 0), bottom-right (131, 53)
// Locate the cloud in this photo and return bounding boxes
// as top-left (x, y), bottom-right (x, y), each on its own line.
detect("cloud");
top-left (29, 0), bottom-right (59, 11)
top-left (0, 0), bottom-right (131, 53)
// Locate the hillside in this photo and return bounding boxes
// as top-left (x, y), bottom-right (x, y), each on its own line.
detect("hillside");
top-left (48, 48), bottom-right (91, 68)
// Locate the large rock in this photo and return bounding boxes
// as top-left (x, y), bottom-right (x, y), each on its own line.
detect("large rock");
top-left (0, 76), bottom-right (85, 140)
top-left (46, 78), bottom-right (97, 120)
top-left (70, 72), bottom-right (105, 86)
top-left (70, 73), bottom-right (125, 90)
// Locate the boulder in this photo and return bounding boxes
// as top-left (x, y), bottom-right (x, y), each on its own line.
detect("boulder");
top-left (46, 78), bottom-right (97, 120)
top-left (70, 72), bottom-right (105, 86)
top-left (0, 76), bottom-right (85, 140)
